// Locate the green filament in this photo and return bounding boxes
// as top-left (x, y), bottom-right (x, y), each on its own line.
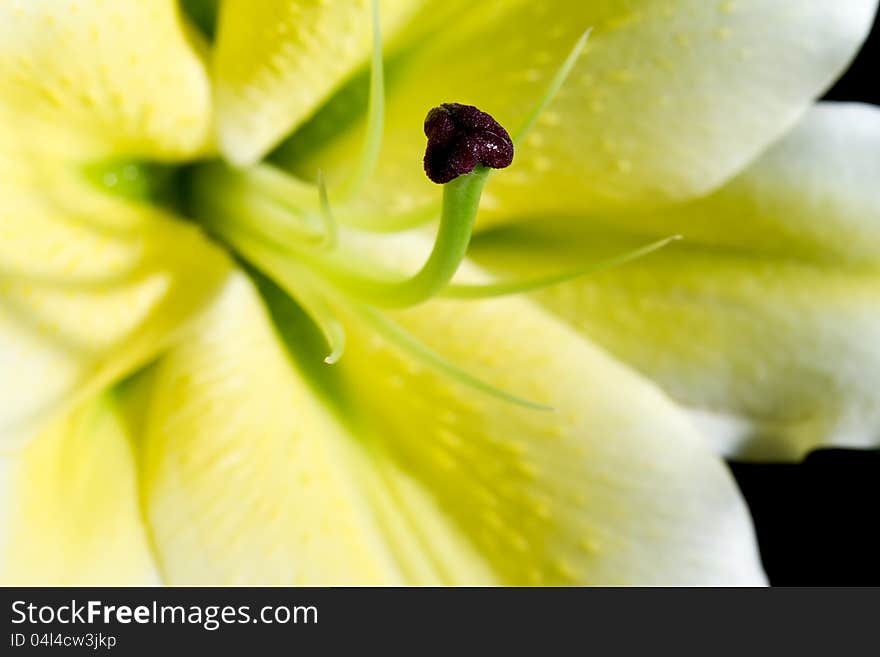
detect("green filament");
top-left (295, 282), bottom-right (347, 365)
top-left (354, 305), bottom-right (554, 411)
top-left (335, 0), bottom-right (385, 202)
top-left (335, 201), bottom-right (441, 233)
top-left (444, 235), bottom-right (681, 299)
top-left (316, 170), bottom-right (339, 250)
top-left (512, 28), bottom-right (591, 145)
top-left (220, 225), bottom-right (347, 365)
top-left (237, 162), bottom-right (323, 215)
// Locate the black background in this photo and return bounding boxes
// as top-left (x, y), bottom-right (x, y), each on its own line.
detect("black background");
top-left (729, 13), bottom-right (880, 586)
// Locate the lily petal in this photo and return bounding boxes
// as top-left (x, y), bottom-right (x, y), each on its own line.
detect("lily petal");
top-left (213, 0), bottom-right (421, 165)
top-left (290, 0), bottom-right (875, 220)
top-left (470, 103), bottom-right (880, 461)
top-left (0, 3), bottom-right (231, 443)
top-left (0, 0), bottom-right (213, 160)
top-left (138, 274), bottom-right (414, 585)
top-left (135, 271), bottom-right (764, 585)
top-left (0, 394), bottom-right (159, 585)
top-left (0, 127), bottom-right (232, 444)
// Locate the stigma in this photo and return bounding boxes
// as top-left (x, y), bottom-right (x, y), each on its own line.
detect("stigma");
top-left (423, 103), bottom-right (514, 184)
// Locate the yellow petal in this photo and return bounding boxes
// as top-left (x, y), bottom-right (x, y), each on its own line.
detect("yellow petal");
top-left (289, 0), bottom-right (875, 219)
top-left (213, 0), bottom-right (421, 165)
top-left (470, 103), bottom-right (880, 461)
top-left (0, 124), bottom-right (232, 444)
top-left (0, 0), bottom-right (213, 160)
top-left (0, 394), bottom-right (159, 585)
top-left (134, 270), bottom-right (764, 585)
top-left (138, 274), bottom-right (413, 585)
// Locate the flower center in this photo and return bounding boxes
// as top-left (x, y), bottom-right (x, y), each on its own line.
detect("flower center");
top-left (84, 17), bottom-right (675, 410)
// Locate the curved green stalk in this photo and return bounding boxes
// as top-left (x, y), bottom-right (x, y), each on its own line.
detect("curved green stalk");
top-left (314, 167), bottom-right (491, 308)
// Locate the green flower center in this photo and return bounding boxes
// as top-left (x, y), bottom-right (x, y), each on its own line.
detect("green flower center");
top-left (82, 13), bottom-right (670, 411)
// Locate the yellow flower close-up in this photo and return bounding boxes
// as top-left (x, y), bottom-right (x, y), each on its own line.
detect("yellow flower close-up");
top-left (1, 0), bottom-right (877, 586)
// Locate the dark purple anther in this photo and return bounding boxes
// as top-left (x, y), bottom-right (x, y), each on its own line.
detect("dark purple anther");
top-left (423, 103), bottom-right (514, 184)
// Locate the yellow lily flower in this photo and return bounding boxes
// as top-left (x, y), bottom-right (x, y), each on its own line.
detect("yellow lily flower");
top-left (0, 0), bottom-right (874, 585)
